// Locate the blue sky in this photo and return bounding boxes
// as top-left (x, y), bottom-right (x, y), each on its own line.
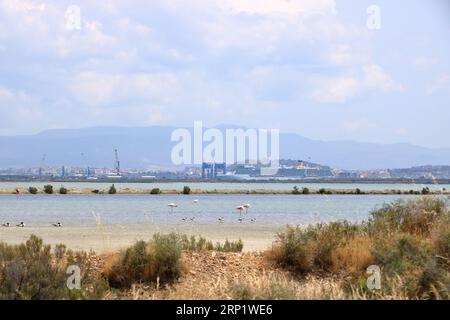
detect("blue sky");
top-left (0, 0), bottom-right (449, 148)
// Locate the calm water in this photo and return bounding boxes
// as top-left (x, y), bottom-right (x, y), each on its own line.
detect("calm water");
top-left (0, 181), bottom-right (449, 192)
top-left (0, 193), bottom-right (436, 227)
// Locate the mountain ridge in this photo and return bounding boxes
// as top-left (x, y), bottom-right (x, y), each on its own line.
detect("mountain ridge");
top-left (0, 125), bottom-right (449, 170)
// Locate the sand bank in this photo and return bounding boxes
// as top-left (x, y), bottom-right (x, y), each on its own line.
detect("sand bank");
top-left (0, 223), bottom-right (280, 253)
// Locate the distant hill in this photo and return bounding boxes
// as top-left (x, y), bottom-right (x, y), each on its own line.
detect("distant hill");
top-left (0, 126), bottom-right (449, 170)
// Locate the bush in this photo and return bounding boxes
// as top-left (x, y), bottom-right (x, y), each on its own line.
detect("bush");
top-left (43, 185), bottom-right (53, 194)
top-left (318, 188), bottom-right (332, 195)
top-left (432, 220), bottom-right (450, 261)
top-left (108, 184), bottom-right (117, 194)
top-left (373, 235), bottom-right (431, 276)
top-left (355, 188), bottom-right (363, 195)
top-left (180, 235), bottom-right (214, 251)
top-left (422, 187), bottom-right (431, 195)
top-left (302, 187), bottom-right (310, 195)
top-left (368, 197), bottom-right (448, 237)
top-left (270, 222), bottom-right (362, 273)
top-left (91, 189), bottom-right (100, 194)
top-left (214, 239), bottom-right (244, 253)
top-left (182, 186), bottom-right (191, 195)
top-left (105, 233), bottom-right (182, 288)
top-left (330, 236), bottom-right (375, 275)
top-left (59, 187), bottom-right (68, 194)
top-left (292, 186), bottom-right (300, 195)
top-left (0, 236), bottom-right (106, 300)
top-left (179, 235), bottom-right (243, 252)
top-left (28, 186), bottom-right (38, 194)
top-left (150, 188), bottom-right (161, 195)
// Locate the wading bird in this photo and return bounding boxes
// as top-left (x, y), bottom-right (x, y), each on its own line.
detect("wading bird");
top-left (168, 203), bottom-right (178, 213)
top-left (16, 222), bottom-right (25, 227)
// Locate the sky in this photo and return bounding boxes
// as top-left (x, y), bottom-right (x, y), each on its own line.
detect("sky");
top-left (0, 0), bottom-right (449, 148)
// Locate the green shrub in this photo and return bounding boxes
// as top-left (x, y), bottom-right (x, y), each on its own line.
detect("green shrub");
top-left (43, 185), bottom-right (53, 194)
top-left (28, 186), bottom-right (38, 194)
top-left (108, 184), bottom-right (117, 194)
top-left (91, 189), bottom-right (100, 194)
top-left (422, 187), bottom-right (431, 195)
top-left (355, 188), bottom-right (363, 195)
top-left (271, 222), bottom-right (361, 273)
top-left (180, 235), bottom-right (214, 251)
top-left (106, 233), bottom-right (182, 288)
top-left (302, 187), bottom-right (310, 195)
top-left (150, 188), bottom-right (161, 195)
top-left (368, 197), bottom-right (448, 237)
top-left (432, 221), bottom-right (450, 261)
top-left (182, 186), bottom-right (191, 195)
top-left (59, 187), bottom-right (68, 194)
top-left (318, 188), bottom-right (332, 195)
top-left (373, 235), bottom-right (431, 276)
top-left (292, 186), bottom-right (300, 195)
top-left (215, 239), bottom-right (244, 253)
top-left (179, 235), bottom-right (243, 252)
top-left (0, 236), bottom-right (105, 300)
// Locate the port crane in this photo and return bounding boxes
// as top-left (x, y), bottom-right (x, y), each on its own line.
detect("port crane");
top-left (114, 149), bottom-right (120, 176)
top-left (38, 154), bottom-right (46, 178)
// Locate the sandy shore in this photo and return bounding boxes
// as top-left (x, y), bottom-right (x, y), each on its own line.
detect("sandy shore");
top-left (0, 223), bottom-right (280, 253)
top-left (1, 187), bottom-right (448, 195)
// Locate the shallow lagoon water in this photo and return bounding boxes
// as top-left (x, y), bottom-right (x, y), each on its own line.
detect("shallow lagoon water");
top-left (0, 193), bottom-right (430, 227)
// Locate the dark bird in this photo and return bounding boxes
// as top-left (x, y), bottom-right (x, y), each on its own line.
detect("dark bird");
top-left (16, 222), bottom-right (25, 227)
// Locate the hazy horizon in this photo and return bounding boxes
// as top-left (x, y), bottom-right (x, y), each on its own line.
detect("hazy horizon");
top-left (0, 0), bottom-right (449, 149)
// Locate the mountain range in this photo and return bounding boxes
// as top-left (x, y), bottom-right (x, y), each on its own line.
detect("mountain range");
top-left (0, 125), bottom-right (449, 170)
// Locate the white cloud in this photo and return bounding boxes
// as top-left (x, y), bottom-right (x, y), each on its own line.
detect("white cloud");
top-left (70, 72), bottom-right (179, 106)
top-left (311, 64), bottom-right (404, 103)
top-left (311, 76), bottom-right (358, 103)
top-left (217, 0), bottom-right (336, 16)
top-left (362, 64), bottom-right (404, 92)
top-left (427, 73), bottom-right (449, 95)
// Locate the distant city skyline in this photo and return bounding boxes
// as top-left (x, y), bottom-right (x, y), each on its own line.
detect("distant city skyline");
top-left (0, 0), bottom-right (449, 148)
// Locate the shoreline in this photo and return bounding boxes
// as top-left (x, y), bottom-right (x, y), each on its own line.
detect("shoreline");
top-left (0, 224), bottom-right (279, 253)
top-left (1, 187), bottom-right (448, 195)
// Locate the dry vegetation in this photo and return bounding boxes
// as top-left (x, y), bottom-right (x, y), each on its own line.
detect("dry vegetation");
top-left (0, 197), bottom-right (449, 300)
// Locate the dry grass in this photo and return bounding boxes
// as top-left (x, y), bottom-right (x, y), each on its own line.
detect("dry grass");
top-left (331, 236), bottom-right (376, 275)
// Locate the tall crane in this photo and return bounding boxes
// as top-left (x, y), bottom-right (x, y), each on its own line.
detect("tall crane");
top-left (81, 153), bottom-right (90, 177)
top-left (114, 149), bottom-right (120, 176)
top-left (38, 154), bottom-right (46, 178)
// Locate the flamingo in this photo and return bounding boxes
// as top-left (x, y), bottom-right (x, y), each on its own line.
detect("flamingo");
top-left (236, 205), bottom-right (245, 222)
top-left (167, 203), bottom-right (178, 213)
